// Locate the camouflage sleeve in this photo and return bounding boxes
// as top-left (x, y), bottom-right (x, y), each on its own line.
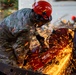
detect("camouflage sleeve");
top-left (0, 25), bottom-right (17, 66)
top-left (0, 29), bottom-right (30, 66)
top-left (12, 30), bottom-right (30, 65)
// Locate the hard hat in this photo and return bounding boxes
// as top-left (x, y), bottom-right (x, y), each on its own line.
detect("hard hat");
top-left (32, 1), bottom-right (52, 20)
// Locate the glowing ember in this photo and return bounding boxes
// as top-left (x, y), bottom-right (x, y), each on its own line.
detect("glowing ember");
top-left (21, 27), bottom-right (74, 75)
top-left (42, 45), bottom-right (72, 75)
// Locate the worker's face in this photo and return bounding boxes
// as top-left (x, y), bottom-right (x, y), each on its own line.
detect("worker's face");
top-left (34, 13), bottom-right (52, 27)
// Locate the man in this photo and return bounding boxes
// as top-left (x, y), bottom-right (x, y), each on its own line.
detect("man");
top-left (0, 1), bottom-right (52, 67)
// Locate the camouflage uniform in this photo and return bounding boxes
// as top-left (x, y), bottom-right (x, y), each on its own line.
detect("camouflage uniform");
top-left (0, 8), bottom-right (52, 67)
top-left (0, 8), bottom-right (38, 66)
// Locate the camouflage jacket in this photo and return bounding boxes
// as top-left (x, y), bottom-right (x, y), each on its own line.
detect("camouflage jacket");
top-left (0, 8), bottom-right (40, 66)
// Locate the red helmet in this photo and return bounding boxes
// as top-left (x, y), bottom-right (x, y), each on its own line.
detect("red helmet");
top-left (32, 1), bottom-right (52, 20)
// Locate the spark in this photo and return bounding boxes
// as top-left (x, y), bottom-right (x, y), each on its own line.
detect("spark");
top-left (42, 46), bottom-right (72, 75)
